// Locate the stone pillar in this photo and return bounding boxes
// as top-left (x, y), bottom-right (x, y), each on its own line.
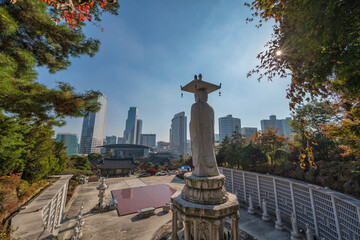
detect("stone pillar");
top-left (212, 220), bottom-right (221, 240)
top-left (290, 212), bottom-right (301, 240)
top-left (306, 224), bottom-right (313, 240)
top-left (262, 199), bottom-right (270, 221)
top-left (275, 208), bottom-right (284, 231)
top-left (171, 208), bottom-right (178, 240)
top-left (231, 213), bottom-right (240, 240)
top-left (177, 212), bottom-right (183, 229)
top-left (248, 196), bottom-right (255, 215)
top-left (184, 217), bottom-right (191, 240)
top-left (219, 220), bottom-right (224, 240)
top-left (193, 219), bottom-right (198, 240)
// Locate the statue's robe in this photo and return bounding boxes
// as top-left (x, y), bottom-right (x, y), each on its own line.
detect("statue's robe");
top-left (190, 101), bottom-right (220, 177)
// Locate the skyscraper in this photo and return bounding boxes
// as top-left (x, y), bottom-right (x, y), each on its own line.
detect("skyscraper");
top-left (170, 111), bottom-right (187, 157)
top-left (136, 119), bottom-right (143, 144)
top-left (140, 134), bottom-right (156, 147)
top-left (260, 115), bottom-right (292, 137)
top-left (79, 94), bottom-right (107, 154)
top-left (219, 114), bottom-right (241, 142)
top-left (56, 133), bottom-right (78, 156)
top-left (105, 135), bottom-right (117, 145)
top-left (123, 107), bottom-right (138, 144)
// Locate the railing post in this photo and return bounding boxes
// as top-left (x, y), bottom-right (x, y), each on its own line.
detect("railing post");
top-left (243, 172), bottom-right (247, 203)
top-left (231, 169), bottom-right (234, 193)
top-left (273, 178), bottom-right (278, 210)
top-left (256, 175), bottom-right (261, 208)
top-left (331, 196), bottom-right (342, 240)
top-left (58, 184), bottom-right (67, 224)
top-left (289, 183), bottom-right (296, 216)
top-left (309, 188), bottom-right (319, 236)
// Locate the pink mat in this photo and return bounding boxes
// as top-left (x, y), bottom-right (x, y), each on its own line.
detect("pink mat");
top-left (111, 184), bottom-right (176, 216)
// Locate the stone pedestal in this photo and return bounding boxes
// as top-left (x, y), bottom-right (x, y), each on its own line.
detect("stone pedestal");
top-left (171, 173), bottom-right (240, 240)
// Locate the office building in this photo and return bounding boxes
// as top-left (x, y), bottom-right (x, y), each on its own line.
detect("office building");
top-left (170, 112), bottom-right (187, 157)
top-left (117, 137), bottom-right (123, 144)
top-left (123, 107), bottom-right (138, 144)
top-left (136, 119), bottom-right (143, 145)
top-left (105, 135), bottom-right (117, 145)
top-left (79, 94), bottom-right (107, 154)
top-left (140, 134), bottom-right (156, 147)
top-left (56, 133), bottom-right (78, 156)
top-left (219, 114), bottom-right (241, 142)
top-left (260, 115), bottom-right (292, 137)
top-left (241, 127), bottom-right (258, 137)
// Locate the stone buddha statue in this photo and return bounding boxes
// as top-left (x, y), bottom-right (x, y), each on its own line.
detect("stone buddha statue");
top-left (181, 74), bottom-right (221, 177)
top-left (190, 88), bottom-right (220, 177)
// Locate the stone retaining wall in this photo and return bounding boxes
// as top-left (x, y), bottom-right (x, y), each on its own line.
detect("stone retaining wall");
top-left (12, 175), bottom-right (72, 239)
top-left (219, 167), bottom-right (360, 240)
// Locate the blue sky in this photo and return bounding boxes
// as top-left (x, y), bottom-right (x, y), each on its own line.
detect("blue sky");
top-left (37, 0), bottom-right (291, 142)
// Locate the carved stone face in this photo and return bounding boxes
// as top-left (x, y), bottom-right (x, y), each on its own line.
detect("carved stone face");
top-left (195, 89), bottom-right (208, 103)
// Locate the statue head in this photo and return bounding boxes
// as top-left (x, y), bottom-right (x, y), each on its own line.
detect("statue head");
top-left (195, 89), bottom-right (208, 103)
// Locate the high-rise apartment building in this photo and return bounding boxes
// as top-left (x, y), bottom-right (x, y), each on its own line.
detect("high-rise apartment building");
top-left (79, 94), bottom-right (107, 154)
top-left (105, 135), bottom-right (117, 145)
top-left (136, 119), bottom-right (143, 145)
top-left (56, 133), bottom-right (78, 156)
top-left (123, 107), bottom-right (138, 144)
top-left (219, 114), bottom-right (241, 142)
top-left (170, 112), bottom-right (187, 157)
top-left (260, 115), bottom-right (292, 137)
top-left (241, 127), bottom-right (258, 137)
top-left (140, 134), bottom-right (156, 147)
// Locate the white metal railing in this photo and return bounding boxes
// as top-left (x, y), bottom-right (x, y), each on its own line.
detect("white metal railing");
top-left (219, 167), bottom-right (360, 240)
top-left (12, 175), bottom-right (71, 239)
top-left (41, 180), bottom-right (69, 233)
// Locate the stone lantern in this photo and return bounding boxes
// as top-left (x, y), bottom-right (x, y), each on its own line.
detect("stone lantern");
top-left (171, 74), bottom-right (240, 240)
top-left (96, 177), bottom-right (108, 212)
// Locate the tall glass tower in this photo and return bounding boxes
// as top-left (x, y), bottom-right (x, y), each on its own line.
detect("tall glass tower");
top-left (79, 94), bottom-right (107, 154)
top-left (170, 111), bottom-right (187, 157)
top-left (123, 107), bottom-right (138, 144)
top-left (56, 133), bottom-right (78, 156)
top-left (136, 119), bottom-right (143, 144)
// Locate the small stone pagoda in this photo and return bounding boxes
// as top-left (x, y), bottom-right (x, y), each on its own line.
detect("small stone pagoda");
top-left (171, 74), bottom-right (239, 240)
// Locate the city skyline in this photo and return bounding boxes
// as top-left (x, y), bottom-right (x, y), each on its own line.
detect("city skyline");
top-left (43, 1), bottom-right (292, 141)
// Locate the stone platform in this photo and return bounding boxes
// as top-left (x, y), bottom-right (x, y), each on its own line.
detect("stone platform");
top-left (171, 173), bottom-right (240, 240)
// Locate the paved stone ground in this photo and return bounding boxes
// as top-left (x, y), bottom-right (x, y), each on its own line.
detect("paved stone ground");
top-left (59, 175), bottom-right (292, 240)
top-left (59, 176), bottom-right (182, 240)
top-left (235, 208), bottom-right (291, 240)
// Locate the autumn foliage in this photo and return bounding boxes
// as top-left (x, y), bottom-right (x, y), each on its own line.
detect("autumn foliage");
top-left (245, 0), bottom-right (360, 157)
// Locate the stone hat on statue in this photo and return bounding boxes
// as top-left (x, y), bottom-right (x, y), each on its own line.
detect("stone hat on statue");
top-left (181, 74), bottom-right (221, 94)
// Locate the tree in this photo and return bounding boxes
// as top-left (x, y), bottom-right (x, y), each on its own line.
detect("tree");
top-left (290, 101), bottom-right (350, 164)
top-left (224, 127), bottom-right (245, 168)
top-left (216, 135), bottom-right (230, 166)
top-left (21, 123), bottom-right (69, 181)
top-left (0, 113), bottom-right (28, 175)
top-left (238, 142), bottom-right (267, 169)
top-left (254, 127), bottom-right (289, 166)
top-left (0, 0), bottom-right (119, 124)
top-left (103, 151), bottom-right (114, 159)
top-left (246, 0), bottom-right (360, 156)
top-left (88, 152), bottom-right (102, 163)
top-left (70, 155), bottom-right (91, 171)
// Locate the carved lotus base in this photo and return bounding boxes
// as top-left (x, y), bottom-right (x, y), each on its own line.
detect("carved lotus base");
top-left (183, 173), bottom-right (225, 189)
top-left (181, 173), bottom-right (228, 205)
top-left (182, 185), bottom-right (228, 205)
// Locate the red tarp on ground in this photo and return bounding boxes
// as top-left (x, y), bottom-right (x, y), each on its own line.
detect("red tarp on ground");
top-left (111, 184), bottom-right (176, 216)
